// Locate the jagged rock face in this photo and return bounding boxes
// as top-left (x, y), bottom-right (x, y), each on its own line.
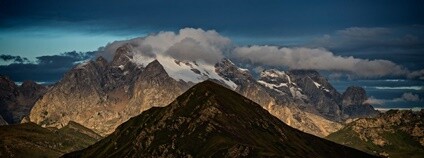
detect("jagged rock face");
top-left (65, 81), bottom-right (374, 158)
top-left (327, 110), bottom-right (424, 157)
top-left (288, 70), bottom-right (343, 121)
top-left (342, 86), bottom-right (378, 118)
top-left (215, 60), bottom-right (342, 137)
top-left (342, 86), bottom-right (366, 105)
top-left (257, 69), bottom-right (377, 122)
top-left (30, 46), bottom-right (190, 136)
top-left (0, 76), bottom-right (47, 124)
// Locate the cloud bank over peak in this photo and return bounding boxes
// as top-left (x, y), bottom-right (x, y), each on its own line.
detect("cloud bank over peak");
top-left (95, 27), bottom-right (422, 79)
top-left (97, 28), bottom-right (231, 64)
top-left (232, 45), bottom-right (409, 78)
top-left (365, 92), bottom-right (422, 105)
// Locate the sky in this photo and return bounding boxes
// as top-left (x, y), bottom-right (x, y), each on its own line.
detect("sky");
top-left (0, 1), bottom-right (423, 84)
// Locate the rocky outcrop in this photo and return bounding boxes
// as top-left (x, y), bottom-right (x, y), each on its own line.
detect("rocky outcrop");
top-left (327, 110), bottom-right (424, 157)
top-left (288, 70), bottom-right (343, 121)
top-left (64, 81), bottom-right (375, 158)
top-left (342, 86), bottom-right (378, 118)
top-left (0, 76), bottom-right (47, 124)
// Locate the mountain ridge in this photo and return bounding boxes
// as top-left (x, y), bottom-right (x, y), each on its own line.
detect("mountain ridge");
top-left (64, 80), bottom-right (376, 158)
top-left (28, 44), bottom-right (376, 137)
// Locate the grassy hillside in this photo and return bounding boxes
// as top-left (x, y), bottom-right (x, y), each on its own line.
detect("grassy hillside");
top-left (0, 122), bottom-right (101, 158)
top-left (327, 110), bottom-right (424, 158)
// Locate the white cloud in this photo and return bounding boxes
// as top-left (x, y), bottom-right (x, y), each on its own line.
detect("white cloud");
top-left (232, 45), bottom-right (408, 78)
top-left (97, 28), bottom-right (231, 64)
top-left (364, 97), bottom-right (385, 105)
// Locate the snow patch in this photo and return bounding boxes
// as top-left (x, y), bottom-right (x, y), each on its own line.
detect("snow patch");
top-left (313, 81), bottom-right (330, 92)
top-left (238, 68), bottom-right (249, 72)
top-left (258, 80), bottom-right (283, 93)
top-left (313, 81), bottom-right (321, 88)
top-left (260, 69), bottom-right (286, 78)
top-left (118, 65), bottom-right (125, 70)
top-left (155, 55), bottom-right (237, 90)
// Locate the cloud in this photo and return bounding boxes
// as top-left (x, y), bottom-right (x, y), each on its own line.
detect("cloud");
top-left (364, 97), bottom-right (385, 105)
top-left (408, 69), bottom-right (424, 80)
top-left (312, 27), bottom-right (423, 51)
top-left (0, 54), bottom-right (29, 63)
top-left (97, 28), bottom-right (231, 64)
top-left (310, 26), bottom-right (424, 71)
top-left (95, 27), bottom-right (424, 79)
top-left (0, 51), bottom-right (95, 82)
top-left (364, 93), bottom-right (422, 105)
top-left (232, 45), bottom-right (409, 78)
top-left (393, 93), bottom-right (421, 102)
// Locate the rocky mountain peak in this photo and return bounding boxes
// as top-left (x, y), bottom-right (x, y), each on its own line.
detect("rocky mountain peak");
top-left (341, 86), bottom-right (378, 118)
top-left (342, 86), bottom-right (367, 106)
top-left (18, 80), bottom-right (46, 100)
top-left (0, 75), bottom-right (17, 94)
top-left (144, 59), bottom-right (169, 77)
top-left (112, 44), bottom-right (134, 66)
top-left (20, 80), bottom-right (37, 88)
top-left (215, 58), bottom-right (254, 85)
top-left (95, 56), bottom-right (108, 67)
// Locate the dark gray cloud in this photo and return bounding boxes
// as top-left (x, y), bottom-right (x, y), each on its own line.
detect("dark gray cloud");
top-left (0, 51), bottom-right (95, 82)
top-left (365, 92), bottom-right (422, 105)
top-left (1, 0), bottom-right (422, 37)
top-left (0, 54), bottom-right (29, 63)
top-left (309, 26), bottom-right (424, 70)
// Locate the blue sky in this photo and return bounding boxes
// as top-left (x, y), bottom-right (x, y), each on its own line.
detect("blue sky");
top-left (0, 0), bottom-right (423, 82)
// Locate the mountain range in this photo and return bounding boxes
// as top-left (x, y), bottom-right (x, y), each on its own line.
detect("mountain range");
top-left (64, 80), bottom-right (376, 158)
top-left (27, 44), bottom-right (377, 137)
